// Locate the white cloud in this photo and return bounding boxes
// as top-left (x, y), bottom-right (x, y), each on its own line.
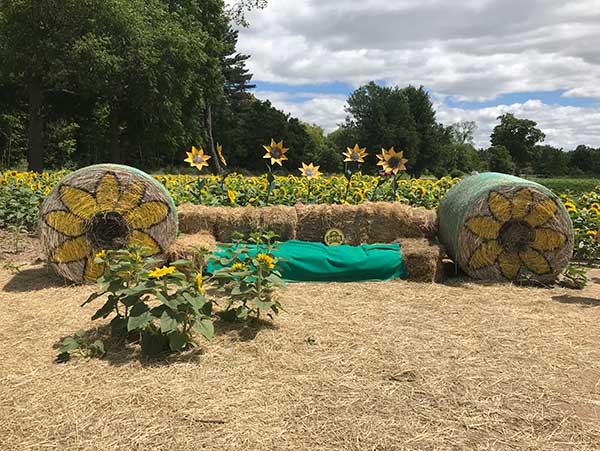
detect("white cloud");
top-left (257, 90), bottom-right (600, 150)
top-left (237, 0), bottom-right (600, 148)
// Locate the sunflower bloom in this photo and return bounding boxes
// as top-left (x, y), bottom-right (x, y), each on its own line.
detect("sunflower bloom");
top-left (466, 189), bottom-right (568, 280)
top-left (149, 266), bottom-right (176, 279)
top-left (196, 273), bottom-right (205, 293)
top-left (44, 173), bottom-right (169, 281)
top-left (184, 146), bottom-right (211, 171)
top-left (262, 139), bottom-right (289, 166)
top-left (343, 144), bottom-right (368, 163)
top-left (256, 253), bottom-right (275, 269)
top-left (376, 147), bottom-right (408, 175)
top-left (299, 162), bottom-right (322, 179)
top-left (216, 144), bottom-right (227, 167)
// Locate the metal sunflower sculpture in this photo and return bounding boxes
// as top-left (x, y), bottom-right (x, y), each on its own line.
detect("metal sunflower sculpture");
top-left (343, 144), bottom-right (368, 163)
top-left (299, 162), bottom-right (321, 203)
top-left (376, 147), bottom-right (408, 175)
top-left (184, 146), bottom-right (211, 171)
top-left (262, 139), bottom-right (289, 166)
top-left (40, 166), bottom-right (176, 283)
top-left (466, 189), bottom-right (568, 280)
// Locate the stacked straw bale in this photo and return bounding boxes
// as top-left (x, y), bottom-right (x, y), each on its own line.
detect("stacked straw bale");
top-left (176, 201), bottom-right (442, 282)
top-left (178, 204), bottom-right (297, 242)
top-left (39, 164), bottom-right (177, 283)
top-left (438, 172), bottom-right (574, 282)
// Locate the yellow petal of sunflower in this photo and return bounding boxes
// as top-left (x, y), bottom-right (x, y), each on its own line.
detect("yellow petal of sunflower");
top-left (52, 236), bottom-right (92, 264)
top-left (530, 228), bottom-right (566, 252)
top-left (511, 189), bottom-right (533, 219)
top-left (468, 240), bottom-right (502, 270)
top-left (498, 251), bottom-right (520, 280)
top-left (525, 199), bottom-right (557, 227)
top-left (116, 182), bottom-right (145, 213)
top-left (45, 211), bottom-right (84, 237)
top-left (488, 191), bottom-right (512, 222)
top-left (129, 230), bottom-right (161, 255)
top-left (84, 255), bottom-right (105, 281)
top-left (96, 173), bottom-right (120, 212)
top-left (59, 186), bottom-right (98, 219)
top-left (519, 248), bottom-right (550, 275)
top-left (465, 216), bottom-right (501, 240)
top-left (124, 202), bottom-right (169, 229)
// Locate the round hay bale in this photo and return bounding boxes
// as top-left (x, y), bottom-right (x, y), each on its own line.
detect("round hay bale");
top-left (438, 172), bottom-right (573, 282)
top-left (39, 164), bottom-right (177, 283)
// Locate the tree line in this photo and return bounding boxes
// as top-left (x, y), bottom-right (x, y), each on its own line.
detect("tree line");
top-left (1, 1), bottom-right (598, 177)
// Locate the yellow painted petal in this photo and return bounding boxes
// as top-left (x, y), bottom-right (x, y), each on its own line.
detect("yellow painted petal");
top-left (84, 256), bottom-right (105, 281)
top-left (525, 199), bottom-right (557, 227)
top-left (129, 230), bottom-right (161, 255)
top-left (488, 191), bottom-right (512, 222)
top-left (498, 251), bottom-right (520, 280)
top-left (52, 236), bottom-right (92, 264)
top-left (124, 202), bottom-right (169, 229)
top-left (468, 240), bottom-right (502, 270)
top-left (519, 248), bottom-right (550, 275)
top-left (466, 216), bottom-right (501, 240)
top-left (96, 173), bottom-right (119, 211)
top-left (60, 186), bottom-right (98, 219)
top-left (531, 228), bottom-right (567, 252)
top-left (116, 182), bottom-right (145, 213)
top-left (511, 189), bottom-right (533, 219)
top-left (45, 211), bottom-right (84, 237)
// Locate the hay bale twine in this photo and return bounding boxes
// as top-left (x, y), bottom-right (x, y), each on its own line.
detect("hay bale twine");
top-left (39, 164), bottom-right (177, 283)
top-left (438, 172), bottom-right (573, 282)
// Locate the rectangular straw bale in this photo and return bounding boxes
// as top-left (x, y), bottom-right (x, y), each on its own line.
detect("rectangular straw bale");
top-left (295, 204), bottom-right (367, 245)
top-left (177, 203), bottom-right (221, 235)
top-left (167, 231), bottom-right (217, 264)
top-left (258, 206), bottom-right (297, 241)
top-left (361, 202), bottom-right (437, 243)
top-left (215, 205), bottom-right (297, 242)
top-left (396, 238), bottom-right (444, 282)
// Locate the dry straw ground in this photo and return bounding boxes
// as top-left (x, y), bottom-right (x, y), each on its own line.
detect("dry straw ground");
top-left (1, 237), bottom-right (600, 450)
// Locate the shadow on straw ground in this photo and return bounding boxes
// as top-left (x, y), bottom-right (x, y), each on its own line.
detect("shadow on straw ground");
top-left (551, 294), bottom-right (600, 307)
top-left (50, 316), bottom-right (277, 367)
top-left (2, 265), bottom-right (69, 292)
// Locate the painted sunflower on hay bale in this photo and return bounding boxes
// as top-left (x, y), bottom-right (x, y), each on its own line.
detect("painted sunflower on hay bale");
top-left (438, 172), bottom-right (574, 283)
top-left (40, 164), bottom-right (177, 283)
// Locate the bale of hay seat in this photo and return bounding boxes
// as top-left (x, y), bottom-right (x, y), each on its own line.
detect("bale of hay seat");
top-left (438, 172), bottom-right (574, 283)
top-left (360, 202), bottom-right (437, 242)
top-left (295, 203), bottom-right (366, 245)
top-left (177, 204), bottom-right (297, 243)
top-left (167, 231), bottom-right (217, 264)
top-left (397, 238), bottom-right (445, 283)
top-left (295, 202), bottom-right (437, 245)
top-left (39, 164), bottom-right (177, 283)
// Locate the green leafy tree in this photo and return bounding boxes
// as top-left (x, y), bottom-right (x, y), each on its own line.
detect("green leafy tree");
top-left (532, 145), bottom-right (569, 176)
top-left (490, 113), bottom-right (545, 175)
top-left (482, 145), bottom-right (515, 174)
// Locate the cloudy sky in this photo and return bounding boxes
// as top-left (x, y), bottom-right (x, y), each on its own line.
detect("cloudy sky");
top-left (235, 0), bottom-right (600, 149)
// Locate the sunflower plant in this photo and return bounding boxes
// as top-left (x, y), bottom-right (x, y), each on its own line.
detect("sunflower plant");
top-left (262, 138), bottom-right (288, 204)
top-left (342, 144), bottom-right (368, 201)
top-left (184, 146), bottom-right (212, 204)
top-left (210, 231), bottom-right (286, 322)
top-left (376, 147), bottom-right (409, 200)
top-left (80, 245), bottom-right (214, 357)
top-left (299, 162), bottom-right (321, 203)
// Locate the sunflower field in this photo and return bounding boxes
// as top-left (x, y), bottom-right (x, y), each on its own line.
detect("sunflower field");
top-left (1, 170), bottom-right (599, 263)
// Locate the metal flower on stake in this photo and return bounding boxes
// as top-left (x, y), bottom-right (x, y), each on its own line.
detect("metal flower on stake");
top-left (376, 147), bottom-right (409, 200)
top-left (299, 162), bottom-right (322, 203)
top-left (215, 143), bottom-right (232, 204)
top-left (262, 138), bottom-right (288, 204)
top-left (342, 144), bottom-right (368, 202)
top-left (184, 146), bottom-right (211, 203)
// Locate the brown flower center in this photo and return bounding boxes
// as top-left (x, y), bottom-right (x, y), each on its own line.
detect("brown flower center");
top-left (499, 219), bottom-right (534, 253)
top-left (388, 157), bottom-right (401, 168)
top-left (270, 148), bottom-right (282, 159)
top-left (192, 155), bottom-right (204, 164)
top-left (86, 212), bottom-right (131, 250)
